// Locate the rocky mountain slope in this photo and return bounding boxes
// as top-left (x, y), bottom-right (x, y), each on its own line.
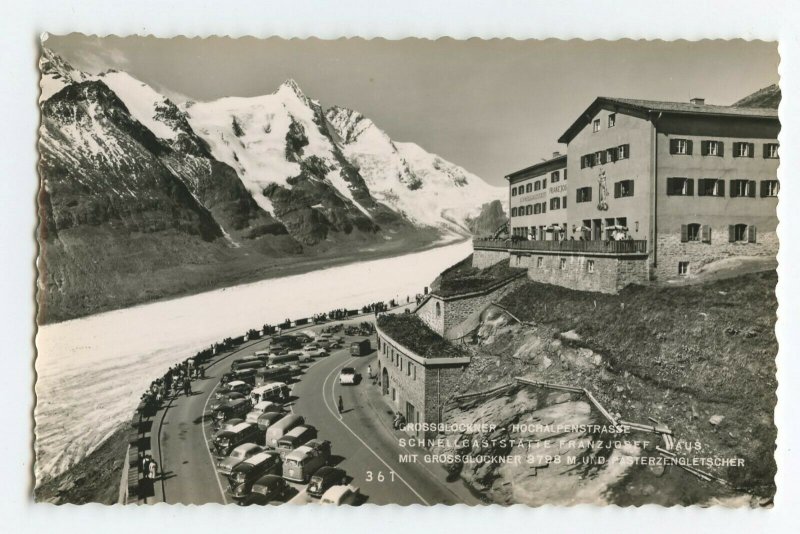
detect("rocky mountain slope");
top-left (465, 199), bottom-right (507, 236)
top-left (38, 50), bottom-right (503, 322)
top-left (732, 83), bottom-right (781, 109)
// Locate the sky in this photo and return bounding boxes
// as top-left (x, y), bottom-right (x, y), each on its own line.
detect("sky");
top-left (44, 35), bottom-right (779, 186)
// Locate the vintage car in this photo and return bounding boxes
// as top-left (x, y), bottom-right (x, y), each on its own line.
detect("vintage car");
top-left (250, 382), bottom-right (290, 404)
top-left (220, 368), bottom-right (258, 386)
top-left (209, 391), bottom-right (246, 412)
top-left (339, 367), bottom-right (358, 385)
top-left (319, 484), bottom-right (361, 505)
top-left (212, 422), bottom-right (260, 457)
top-left (212, 398), bottom-right (252, 427)
top-left (248, 474), bottom-right (289, 505)
top-left (229, 452), bottom-right (283, 503)
top-left (282, 444), bottom-right (325, 483)
top-left (216, 443), bottom-right (264, 476)
top-left (244, 401), bottom-right (283, 424)
top-left (275, 425), bottom-right (318, 459)
top-left (306, 466), bottom-right (346, 498)
top-left (219, 380), bottom-right (252, 396)
top-left (255, 411), bottom-right (286, 432)
top-left (304, 439), bottom-right (332, 464)
top-left (302, 346), bottom-right (328, 358)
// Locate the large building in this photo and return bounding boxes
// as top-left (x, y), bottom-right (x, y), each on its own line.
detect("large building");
top-left (494, 96), bottom-right (779, 291)
top-left (507, 153), bottom-right (568, 241)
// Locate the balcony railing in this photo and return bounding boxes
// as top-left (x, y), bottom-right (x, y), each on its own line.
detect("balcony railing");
top-left (474, 238), bottom-right (648, 255)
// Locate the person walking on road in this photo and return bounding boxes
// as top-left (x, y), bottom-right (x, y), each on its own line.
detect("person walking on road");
top-left (367, 365), bottom-right (372, 379)
top-left (184, 376), bottom-right (192, 397)
top-left (338, 395), bottom-right (344, 414)
top-left (148, 459), bottom-right (158, 480)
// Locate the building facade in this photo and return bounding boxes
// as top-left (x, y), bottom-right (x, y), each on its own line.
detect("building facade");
top-left (507, 153), bottom-right (568, 240)
top-left (496, 96), bottom-right (779, 292)
top-left (375, 325), bottom-right (470, 439)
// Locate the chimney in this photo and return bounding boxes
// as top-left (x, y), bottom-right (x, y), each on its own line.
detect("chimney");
top-left (552, 151), bottom-right (561, 159)
top-left (690, 97), bottom-right (705, 105)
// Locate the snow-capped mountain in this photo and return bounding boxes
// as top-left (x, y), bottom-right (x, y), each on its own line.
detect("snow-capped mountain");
top-left (38, 49), bottom-right (504, 322)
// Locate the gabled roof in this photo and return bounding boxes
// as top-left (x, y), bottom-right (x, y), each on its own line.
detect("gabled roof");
top-left (558, 96), bottom-right (779, 144)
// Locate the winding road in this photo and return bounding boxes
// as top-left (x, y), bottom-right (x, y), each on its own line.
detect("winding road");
top-left (148, 318), bottom-right (481, 506)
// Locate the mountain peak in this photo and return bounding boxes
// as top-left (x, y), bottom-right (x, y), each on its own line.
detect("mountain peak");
top-left (278, 79), bottom-right (306, 98)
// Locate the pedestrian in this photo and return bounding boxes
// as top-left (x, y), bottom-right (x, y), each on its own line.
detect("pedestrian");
top-left (148, 459), bottom-right (158, 480)
top-left (367, 365), bottom-right (372, 379)
top-left (184, 376), bottom-right (192, 397)
top-left (141, 455), bottom-right (150, 476)
top-left (338, 395), bottom-right (344, 414)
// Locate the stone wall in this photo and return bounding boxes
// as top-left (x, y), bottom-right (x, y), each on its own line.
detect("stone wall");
top-left (440, 278), bottom-right (525, 337)
top-left (415, 297), bottom-right (445, 336)
top-left (526, 253), bottom-right (649, 294)
top-left (654, 229), bottom-right (778, 280)
top-left (472, 249), bottom-right (510, 269)
top-left (376, 331), bottom-right (468, 440)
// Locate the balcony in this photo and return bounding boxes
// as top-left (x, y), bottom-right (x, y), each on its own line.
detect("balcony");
top-left (473, 238), bottom-right (648, 255)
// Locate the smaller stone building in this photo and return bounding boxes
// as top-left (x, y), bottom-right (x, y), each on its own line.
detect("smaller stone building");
top-left (376, 315), bottom-right (470, 439)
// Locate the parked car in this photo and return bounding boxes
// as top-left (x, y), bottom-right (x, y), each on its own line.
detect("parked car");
top-left (320, 484), bottom-right (361, 505)
top-left (265, 414), bottom-right (305, 449)
top-left (220, 380), bottom-right (251, 396)
top-left (307, 466), bottom-right (347, 498)
top-left (217, 443), bottom-right (264, 476)
top-left (339, 367), bottom-right (358, 385)
top-left (302, 347), bottom-right (328, 358)
top-left (292, 333), bottom-right (313, 345)
top-left (249, 474), bottom-right (289, 505)
top-left (275, 425), bottom-right (318, 459)
top-left (229, 452), bottom-right (283, 503)
top-left (213, 422), bottom-right (260, 457)
top-left (250, 382), bottom-right (290, 404)
top-left (209, 391), bottom-right (247, 417)
top-left (282, 444), bottom-right (326, 483)
top-left (304, 438), bottom-right (332, 464)
top-left (220, 368), bottom-right (258, 386)
top-left (244, 401), bottom-right (283, 424)
top-left (256, 411), bottom-right (286, 433)
top-left (212, 398), bottom-right (252, 427)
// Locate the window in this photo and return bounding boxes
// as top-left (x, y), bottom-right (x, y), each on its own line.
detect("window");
top-left (698, 179), bottom-right (725, 197)
top-left (511, 187), bottom-right (517, 197)
top-left (551, 171), bottom-right (560, 183)
top-left (533, 203), bottom-right (540, 215)
top-left (729, 224), bottom-right (756, 243)
top-left (534, 181), bottom-right (541, 191)
top-left (526, 205), bottom-right (533, 216)
top-left (593, 119), bottom-right (600, 132)
top-left (678, 262), bottom-right (689, 276)
top-left (560, 258), bottom-right (567, 270)
top-left (606, 148), bottom-right (617, 163)
top-left (614, 180), bottom-right (635, 198)
top-left (550, 197), bottom-right (561, 210)
top-left (587, 259), bottom-right (595, 273)
top-left (435, 301), bottom-right (441, 317)
top-left (563, 169), bottom-right (567, 181)
top-left (608, 113), bottom-right (616, 127)
top-left (581, 154), bottom-right (593, 168)
top-left (666, 177), bottom-right (694, 196)
top-left (617, 144), bottom-right (629, 160)
top-left (526, 183), bottom-right (532, 193)
top-left (761, 180), bottom-right (779, 197)
top-left (412, 365), bottom-right (416, 380)
top-left (576, 187), bottom-right (592, 203)
top-left (541, 201), bottom-right (547, 213)
top-left (730, 179), bottom-right (756, 198)
top-left (684, 223), bottom-right (701, 242)
top-left (595, 151), bottom-right (606, 165)
top-left (511, 207), bottom-right (517, 217)
top-left (733, 142), bottom-right (754, 158)
top-left (537, 257), bottom-right (543, 268)
top-left (562, 196), bottom-right (567, 209)
top-left (669, 138), bottom-right (693, 155)
top-left (701, 140), bottom-right (723, 157)
top-left (763, 143), bottom-right (779, 159)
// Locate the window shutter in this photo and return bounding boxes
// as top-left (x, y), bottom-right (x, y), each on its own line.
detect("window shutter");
top-left (763, 144), bottom-right (769, 158)
top-left (542, 202), bottom-right (546, 213)
top-left (701, 141), bottom-right (709, 156)
top-left (760, 180), bottom-right (768, 197)
top-left (686, 179), bottom-right (694, 196)
top-left (623, 144), bottom-right (630, 158)
top-left (698, 179), bottom-right (707, 197)
top-left (728, 225), bottom-right (735, 243)
top-left (581, 156), bottom-right (586, 169)
top-left (680, 224), bottom-right (688, 243)
top-left (702, 224), bottom-right (712, 243)
top-left (588, 188), bottom-right (592, 202)
top-left (748, 225), bottom-right (757, 243)
top-left (629, 181), bottom-right (634, 196)
top-left (669, 139), bottom-right (678, 154)
top-left (599, 151), bottom-right (607, 164)
top-left (748, 143), bottom-right (755, 158)
top-left (748, 180), bottom-right (756, 198)
top-left (686, 140), bottom-right (694, 155)
top-left (718, 180), bottom-right (725, 197)
top-left (609, 149), bottom-right (617, 162)
top-left (614, 182), bottom-right (621, 198)
top-left (718, 142), bottom-right (724, 157)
